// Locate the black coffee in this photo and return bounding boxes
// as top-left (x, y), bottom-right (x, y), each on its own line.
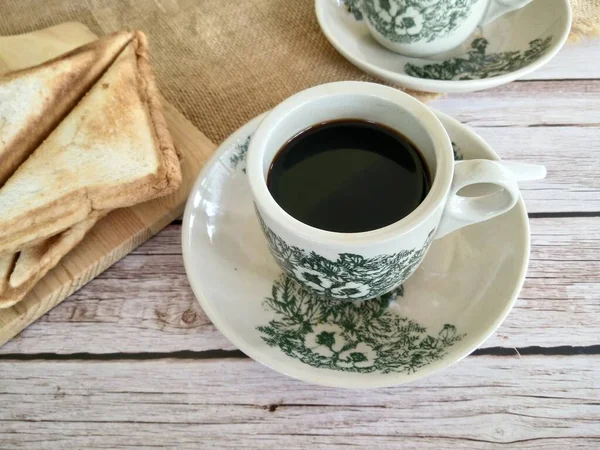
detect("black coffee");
top-left (267, 119), bottom-right (431, 233)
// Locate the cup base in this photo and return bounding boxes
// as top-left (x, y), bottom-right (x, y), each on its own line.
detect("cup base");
top-left (369, 31), bottom-right (460, 58)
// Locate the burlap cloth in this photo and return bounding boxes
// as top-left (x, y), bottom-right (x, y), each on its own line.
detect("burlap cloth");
top-left (0, 0), bottom-right (598, 144)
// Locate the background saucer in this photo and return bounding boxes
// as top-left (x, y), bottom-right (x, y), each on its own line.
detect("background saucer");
top-left (182, 111), bottom-right (530, 388)
top-left (316, 0), bottom-right (571, 93)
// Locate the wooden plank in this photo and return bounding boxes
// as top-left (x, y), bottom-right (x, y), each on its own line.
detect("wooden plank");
top-left (0, 23), bottom-right (217, 345)
top-left (430, 80), bottom-right (600, 127)
top-left (2, 217), bottom-right (598, 354)
top-left (116, 126), bottom-right (600, 215)
top-left (472, 126), bottom-right (600, 213)
top-left (491, 216), bottom-right (600, 348)
top-left (521, 39), bottom-right (600, 80)
top-left (0, 356), bottom-right (598, 449)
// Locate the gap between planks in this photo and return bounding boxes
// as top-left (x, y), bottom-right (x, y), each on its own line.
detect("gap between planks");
top-left (0, 345), bottom-right (600, 361)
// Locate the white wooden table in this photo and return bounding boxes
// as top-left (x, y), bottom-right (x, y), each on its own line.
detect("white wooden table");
top-left (1, 39), bottom-right (599, 449)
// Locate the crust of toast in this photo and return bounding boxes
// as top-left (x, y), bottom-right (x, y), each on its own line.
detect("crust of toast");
top-left (0, 211), bottom-right (106, 309)
top-left (0, 31), bottom-right (182, 256)
top-left (0, 30), bottom-right (135, 186)
top-left (134, 31), bottom-right (183, 198)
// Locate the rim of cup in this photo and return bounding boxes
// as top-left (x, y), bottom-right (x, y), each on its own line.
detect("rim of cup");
top-left (247, 81), bottom-right (454, 246)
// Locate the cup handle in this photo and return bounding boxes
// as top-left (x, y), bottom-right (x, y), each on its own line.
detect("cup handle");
top-left (435, 159), bottom-right (521, 239)
top-left (480, 0), bottom-right (532, 25)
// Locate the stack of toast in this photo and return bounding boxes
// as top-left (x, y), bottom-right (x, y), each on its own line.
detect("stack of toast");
top-left (0, 31), bottom-right (182, 308)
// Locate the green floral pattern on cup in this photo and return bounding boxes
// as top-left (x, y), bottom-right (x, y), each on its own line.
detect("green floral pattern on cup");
top-left (363, 0), bottom-right (478, 43)
top-left (404, 37), bottom-right (553, 80)
top-left (258, 213), bottom-right (435, 301)
top-left (257, 274), bottom-right (465, 373)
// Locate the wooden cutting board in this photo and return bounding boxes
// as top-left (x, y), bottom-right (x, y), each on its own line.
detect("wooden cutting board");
top-left (0, 22), bottom-right (216, 346)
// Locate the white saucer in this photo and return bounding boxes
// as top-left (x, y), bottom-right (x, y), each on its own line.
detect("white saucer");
top-left (182, 110), bottom-right (530, 388)
top-left (315, 0), bottom-right (571, 93)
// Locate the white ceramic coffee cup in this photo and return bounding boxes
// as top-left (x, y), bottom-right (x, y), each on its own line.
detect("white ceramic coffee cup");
top-left (247, 81), bottom-right (523, 301)
top-left (361, 0), bottom-right (533, 57)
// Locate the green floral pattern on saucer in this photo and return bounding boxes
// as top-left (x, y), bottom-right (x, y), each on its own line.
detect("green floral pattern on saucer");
top-left (452, 141), bottom-right (463, 161)
top-left (363, 0), bottom-right (478, 43)
top-left (229, 135), bottom-right (252, 173)
top-left (257, 275), bottom-right (465, 373)
top-left (404, 37), bottom-right (553, 80)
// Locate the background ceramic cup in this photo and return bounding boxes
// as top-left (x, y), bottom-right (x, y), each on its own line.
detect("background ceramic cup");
top-left (361, 0), bottom-right (533, 57)
top-left (247, 81), bottom-right (521, 302)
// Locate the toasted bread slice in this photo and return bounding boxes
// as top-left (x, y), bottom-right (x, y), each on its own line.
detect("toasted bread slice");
top-left (0, 30), bottom-right (135, 186)
top-left (0, 212), bottom-right (105, 309)
top-left (0, 32), bottom-right (181, 256)
top-left (0, 253), bottom-right (16, 295)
